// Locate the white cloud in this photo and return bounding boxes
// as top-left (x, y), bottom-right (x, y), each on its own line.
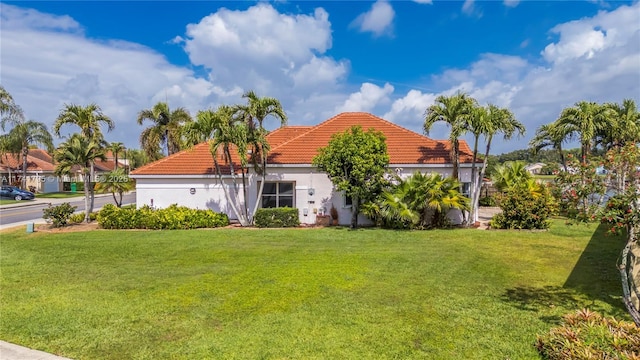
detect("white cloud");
top-left (412, 0), bottom-right (433, 4)
top-left (335, 83), bottom-right (394, 113)
top-left (350, 0), bottom-right (395, 37)
top-left (503, 0), bottom-right (520, 8)
top-left (462, 0), bottom-right (483, 17)
top-left (0, 3), bottom-right (81, 32)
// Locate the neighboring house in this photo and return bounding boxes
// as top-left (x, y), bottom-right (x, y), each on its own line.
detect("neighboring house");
top-left (0, 149), bottom-right (125, 193)
top-left (0, 149), bottom-right (62, 193)
top-left (525, 162), bottom-right (546, 175)
top-left (130, 112), bottom-right (478, 226)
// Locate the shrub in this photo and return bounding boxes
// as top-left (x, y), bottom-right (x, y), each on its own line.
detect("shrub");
top-left (536, 309), bottom-right (640, 359)
top-left (490, 185), bottom-right (556, 230)
top-left (97, 204), bottom-right (229, 230)
top-left (478, 196), bottom-right (496, 207)
top-left (254, 207), bottom-right (300, 228)
top-left (69, 212), bottom-right (98, 224)
top-left (42, 202), bottom-right (77, 227)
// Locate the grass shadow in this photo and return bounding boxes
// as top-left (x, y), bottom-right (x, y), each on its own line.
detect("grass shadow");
top-left (563, 222), bottom-right (627, 315)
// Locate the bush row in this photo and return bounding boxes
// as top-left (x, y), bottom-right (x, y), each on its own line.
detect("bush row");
top-left (254, 207), bottom-right (300, 228)
top-left (97, 204), bottom-right (229, 229)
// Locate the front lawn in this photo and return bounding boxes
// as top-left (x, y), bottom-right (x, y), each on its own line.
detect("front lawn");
top-left (0, 221), bottom-right (628, 359)
top-left (36, 192), bottom-right (85, 199)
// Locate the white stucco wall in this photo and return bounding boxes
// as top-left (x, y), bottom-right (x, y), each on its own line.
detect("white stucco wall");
top-left (132, 164), bottom-right (475, 226)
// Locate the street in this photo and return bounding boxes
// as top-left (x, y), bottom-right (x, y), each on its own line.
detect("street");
top-left (0, 192), bottom-right (136, 229)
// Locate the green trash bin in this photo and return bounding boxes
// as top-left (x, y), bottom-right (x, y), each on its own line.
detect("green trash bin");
top-left (70, 183), bottom-right (77, 192)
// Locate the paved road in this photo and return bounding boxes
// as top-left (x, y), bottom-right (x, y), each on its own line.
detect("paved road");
top-left (0, 192), bottom-right (136, 230)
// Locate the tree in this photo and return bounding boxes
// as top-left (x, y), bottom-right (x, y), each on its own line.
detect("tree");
top-left (234, 90), bottom-right (287, 220)
top-left (95, 168), bottom-right (134, 207)
top-left (424, 92), bottom-right (475, 181)
top-left (529, 122), bottom-right (568, 171)
top-left (0, 120), bottom-right (54, 189)
top-left (467, 104), bottom-right (524, 225)
top-left (602, 99), bottom-right (640, 150)
top-left (491, 161), bottom-right (532, 192)
top-left (54, 134), bottom-right (106, 223)
top-left (54, 103), bottom-right (114, 214)
top-left (0, 85), bottom-right (23, 124)
top-left (556, 101), bottom-right (609, 162)
top-left (109, 142), bottom-right (125, 170)
top-left (137, 102), bottom-right (192, 159)
top-left (313, 126), bottom-right (390, 228)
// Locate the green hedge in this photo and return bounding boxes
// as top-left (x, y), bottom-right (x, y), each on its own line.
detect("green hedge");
top-left (98, 204), bottom-right (229, 230)
top-left (254, 207), bottom-right (300, 228)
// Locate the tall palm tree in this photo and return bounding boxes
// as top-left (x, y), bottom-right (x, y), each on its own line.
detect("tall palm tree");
top-left (467, 104), bottom-right (524, 224)
top-left (137, 102), bottom-right (192, 159)
top-left (109, 142), bottom-right (125, 169)
top-left (53, 103), bottom-right (114, 140)
top-left (0, 85), bottom-right (24, 124)
top-left (556, 101), bottom-right (609, 162)
top-left (54, 134), bottom-right (106, 223)
top-left (424, 92), bottom-right (475, 181)
top-left (529, 122), bottom-right (568, 171)
top-left (0, 120), bottom-right (54, 189)
top-left (602, 99), bottom-right (640, 150)
top-left (234, 91), bottom-right (287, 221)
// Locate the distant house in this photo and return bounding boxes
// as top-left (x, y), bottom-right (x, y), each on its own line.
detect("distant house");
top-left (130, 112), bottom-right (480, 226)
top-left (0, 149), bottom-right (125, 193)
top-left (525, 162), bottom-right (546, 175)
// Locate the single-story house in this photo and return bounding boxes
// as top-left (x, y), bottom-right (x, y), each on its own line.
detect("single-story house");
top-left (0, 149), bottom-right (125, 193)
top-left (525, 162), bottom-right (546, 175)
top-left (130, 112), bottom-right (479, 226)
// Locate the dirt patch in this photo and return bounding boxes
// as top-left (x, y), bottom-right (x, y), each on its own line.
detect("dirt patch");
top-left (36, 222), bottom-right (101, 233)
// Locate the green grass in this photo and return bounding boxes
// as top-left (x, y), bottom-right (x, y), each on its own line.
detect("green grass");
top-left (0, 199), bottom-right (20, 205)
top-left (0, 221), bottom-right (628, 359)
top-left (36, 192), bottom-right (84, 199)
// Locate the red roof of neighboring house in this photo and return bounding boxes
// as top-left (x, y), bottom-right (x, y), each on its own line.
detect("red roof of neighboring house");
top-left (0, 150), bottom-right (57, 172)
top-left (131, 112), bottom-right (475, 176)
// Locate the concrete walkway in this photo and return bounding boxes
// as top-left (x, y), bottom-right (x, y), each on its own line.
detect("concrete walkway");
top-left (0, 341), bottom-right (73, 360)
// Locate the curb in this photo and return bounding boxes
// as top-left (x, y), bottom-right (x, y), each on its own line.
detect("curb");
top-left (0, 340), bottom-right (73, 360)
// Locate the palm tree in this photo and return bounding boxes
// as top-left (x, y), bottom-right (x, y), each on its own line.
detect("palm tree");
top-left (53, 103), bottom-right (114, 140)
top-left (424, 92), bottom-right (475, 181)
top-left (234, 91), bottom-right (287, 221)
top-left (95, 168), bottom-right (134, 207)
top-left (491, 161), bottom-right (532, 192)
top-left (54, 134), bottom-right (106, 222)
top-left (109, 142), bottom-right (125, 170)
top-left (529, 122), bottom-right (568, 171)
top-left (0, 120), bottom-right (54, 189)
top-left (602, 99), bottom-right (640, 150)
top-left (466, 104), bottom-right (524, 224)
top-left (556, 101), bottom-right (609, 162)
top-left (137, 102), bottom-right (192, 159)
top-left (0, 85), bottom-right (24, 124)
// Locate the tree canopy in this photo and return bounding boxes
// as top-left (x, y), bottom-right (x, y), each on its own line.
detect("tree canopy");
top-left (313, 125), bottom-right (390, 228)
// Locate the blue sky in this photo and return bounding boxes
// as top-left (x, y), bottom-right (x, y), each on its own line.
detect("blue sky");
top-left (1, 0), bottom-right (639, 154)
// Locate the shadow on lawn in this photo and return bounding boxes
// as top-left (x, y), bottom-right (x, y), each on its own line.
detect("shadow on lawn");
top-left (502, 223), bottom-right (628, 324)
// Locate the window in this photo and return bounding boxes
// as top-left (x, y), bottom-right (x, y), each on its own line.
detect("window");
top-left (261, 182), bottom-right (294, 208)
top-left (344, 194), bottom-right (353, 207)
top-left (461, 182), bottom-right (471, 197)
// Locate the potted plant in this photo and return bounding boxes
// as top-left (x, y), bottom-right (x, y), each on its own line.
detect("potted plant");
top-left (330, 204), bottom-right (339, 226)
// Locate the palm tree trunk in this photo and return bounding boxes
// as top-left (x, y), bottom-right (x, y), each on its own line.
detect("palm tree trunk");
top-left (350, 196), bottom-right (359, 229)
top-left (452, 139), bottom-right (460, 181)
top-left (83, 171), bottom-right (91, 223)
top-left (213, 154), bottom-right (247, 226)
top-left (89, 162), bottom-right (95, 216)
top-left (468, 135), bottom-right (480, 226)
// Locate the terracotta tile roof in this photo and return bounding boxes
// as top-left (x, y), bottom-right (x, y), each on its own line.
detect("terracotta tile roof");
top-left (0, 150), bottom-right (57, 172)
top-left (131, 112), bottom-right (475, 176)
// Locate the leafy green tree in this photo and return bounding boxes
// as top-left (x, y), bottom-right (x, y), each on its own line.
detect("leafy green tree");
top-left (109, 142), bottom-right (125, 170)
top-left (0, 85), bottom-right (23, 124)
top-left (313, 126), bottom-right (390, 228)
top-left (0, 120), bottom-right (54, 189)
top-left (96, 168), bottom-right (134, 207)
top-left (556, 101), bottom-right (609, 162)
top-left (137, 102), bottom-right (192, 159)
top-left (54, 134), bottom-right (106, 223)
top-left (602, 99), bottom-right (640, 150)
top-left (424, 92), bottom-right (475, 181)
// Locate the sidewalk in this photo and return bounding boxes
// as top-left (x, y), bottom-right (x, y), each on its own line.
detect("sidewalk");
top-left (0, 341), bottom-right (73, 360)
top-left (0, 193), bottom-right (114, 210)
